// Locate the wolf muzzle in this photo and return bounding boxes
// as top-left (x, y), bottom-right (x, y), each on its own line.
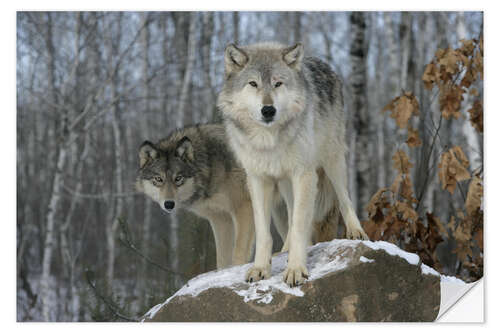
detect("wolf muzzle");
top-left (261, 105), bottom-right (276, 123)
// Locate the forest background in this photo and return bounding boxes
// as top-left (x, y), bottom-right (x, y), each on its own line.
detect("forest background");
top-left (16, 11), bottom-right (483, 321)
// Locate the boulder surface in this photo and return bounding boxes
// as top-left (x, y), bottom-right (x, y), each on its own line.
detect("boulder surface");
top-left (144, 240), bottom-right (445, 322)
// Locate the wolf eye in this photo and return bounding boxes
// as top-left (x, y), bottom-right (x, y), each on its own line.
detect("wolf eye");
top-left (153, 176), bottom-right (163, 186)
top-left (274, 81), bottom-right (282, 88)
top-left (249, 81), bottom-right (258, 88)
top-left (174, 175), bottom-right (184, 186)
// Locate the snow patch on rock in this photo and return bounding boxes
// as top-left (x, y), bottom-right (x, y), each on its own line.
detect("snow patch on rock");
top-left (360, 256), bottom-right (375, 263)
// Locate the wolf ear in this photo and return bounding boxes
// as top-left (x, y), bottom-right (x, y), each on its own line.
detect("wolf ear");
top-left (283, 43), bottom-right (304, 69)
top-left (175, 136), bottom-right (194, 161)
top-left (139, 141), bottom-right (158, 168)
top-left (224, 44), bottom-right (248, 76)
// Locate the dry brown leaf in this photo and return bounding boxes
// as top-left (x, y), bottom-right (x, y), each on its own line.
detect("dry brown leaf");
top-left (435, 48), bottom-right (446, 60)
top-left (474, 228), bottom-right (483, 251)
top-left (366, 188), bottom-right (389, 218)
top-left (465, 175), bottom-right (483, 216)
top-left (439, 48), bottom-right (461, 74)
top-left (440, 85), bottom-right (465, 119)
top-left (395, 201), bottom-right (419, 222)
top-left (438, 146), bottom-right (471, 194)
top-left (447, 216), bottom-right (456, 231)
top-left (460, 39), bottom-right (475, 56)
top-left (453, 241), bottom-right (473, 263)
top-left (392, 150), bottom-right (413, 175)
top-left (422, 62), bottom-right (438, 90)
top-left (400, 176), bottom-right (417, 203)
top-left (467, 100), bottom-right (483, 133)
top-left (383, 92), bottom-right (420, 129)
top-left (453, 222), bottom-right (472, 243)
top-left (426, 212), bottom-right (448, 237)
top-left (473, 48), bottom-right (483, 80)
top-left (406, 126), bottom-right (422, 148)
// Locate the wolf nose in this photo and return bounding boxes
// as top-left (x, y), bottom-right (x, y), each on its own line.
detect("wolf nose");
top-left (164, 200), bottom-right (175, 211)
top-left (261, 105), bottom-right (276, 122)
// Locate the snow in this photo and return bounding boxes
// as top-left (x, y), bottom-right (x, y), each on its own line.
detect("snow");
top-left (359, 256), bottom-right (375, 263)
top-left (143, 239), bottom-right (467, 321)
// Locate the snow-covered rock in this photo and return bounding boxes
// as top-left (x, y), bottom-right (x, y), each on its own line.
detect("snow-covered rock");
top-left (143, 240), bottom-right (463, 322)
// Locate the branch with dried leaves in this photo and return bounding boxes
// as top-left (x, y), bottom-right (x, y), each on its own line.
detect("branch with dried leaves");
top-left (364, 37), bottom-right (483, 281)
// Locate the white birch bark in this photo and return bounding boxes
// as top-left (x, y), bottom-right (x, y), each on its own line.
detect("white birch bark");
top-left (139, 12), bottom-right (153, 303)
top-left (105, 13), bottom-right (124, 286)
top-left (40, 12), bottom-right (65, 321)
top-left (383, 12), bottom-right (400, 188)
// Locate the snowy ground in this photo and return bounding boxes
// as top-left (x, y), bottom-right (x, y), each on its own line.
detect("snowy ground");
top-left (143, 239), bottom-right (467, 321)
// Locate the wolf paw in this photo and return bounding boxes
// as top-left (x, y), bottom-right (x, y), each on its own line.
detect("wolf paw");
top-left (346, 227), bottom-right (369, 240)
top-left (283, 265), bottom-right (309, 287)
top-left (246, 265), bottom-right (270, 283)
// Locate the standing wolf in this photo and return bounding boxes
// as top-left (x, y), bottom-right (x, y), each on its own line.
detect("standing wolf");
top-left (217, 42), bottom-right (368, 286)
top-left (136, 124), bottom-right (258, 269)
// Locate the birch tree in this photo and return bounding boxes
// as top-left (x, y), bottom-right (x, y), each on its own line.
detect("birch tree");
top-left (40, 12), bottom-right (67, 321)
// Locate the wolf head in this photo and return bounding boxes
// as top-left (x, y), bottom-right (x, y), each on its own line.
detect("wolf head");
top-left (218, 42), bottom-right (307, 128)
top-left (136, 137), bottom-right (198, 213)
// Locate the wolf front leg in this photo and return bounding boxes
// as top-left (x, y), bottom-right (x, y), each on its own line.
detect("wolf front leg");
top-left (284, 170), bottom-right (318, 287)
top-left (245, 174), bottom-right (274, 282)
top-left (207, 212), bottom-right (235, 269)
top-left (232, 202), bottom-right (255, 265)
top-left (323, 154), bottom-right (368, 240)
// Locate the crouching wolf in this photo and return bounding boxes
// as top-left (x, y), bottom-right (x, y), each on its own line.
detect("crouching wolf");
top-left (217, 42), bottom-right (368, 287)
top-left (135, 124), bottom-right (258, 269)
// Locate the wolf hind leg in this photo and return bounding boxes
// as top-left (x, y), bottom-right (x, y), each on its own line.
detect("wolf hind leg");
top-left (271, 198), bottom-right (289, 252)
top-left (322, 154), bottom-right (368, 240)
top-left (232, 202), bottom-right (255, 265)
top-left (208, 212), bottom-right (235, 269)
top-left (277, 179), bottom-right (294, 252)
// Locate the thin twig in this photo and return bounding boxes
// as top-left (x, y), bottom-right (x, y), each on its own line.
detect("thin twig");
top-left (84, 269), bottom-right (137, 322)
top-left (117, 218), bottom-right (188, 278)
top-left (61, 183), bottom-right (140, 199)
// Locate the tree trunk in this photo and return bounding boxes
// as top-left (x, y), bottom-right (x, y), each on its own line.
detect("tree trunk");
top-left (40, 12), bottom-right (67, 321)
top-left (374, 13), bottom-right (386, 189)
top-left (172, 12), bottom-right (197, 287)
top-left (349, 12), bottom-right (371, 218)
top-left (176, 12), bottom-right (197, 127)
top-left (139, 12), bottom-right (153, 306)
top-left (105, 12), bottom-right (124, 286)
top-left (293, 12), bottom-right (302, 42)
top-left (383, 12), bottom-right (400, 186)
top-left (399, 12), bottom-right (412, 91)
top-left (201, 12), bottom-right (215, 122)
top-left (232, 12), bottom-right (239, 43)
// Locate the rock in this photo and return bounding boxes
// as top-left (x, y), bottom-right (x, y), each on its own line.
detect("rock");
top-left (143, 240), bottom-right (442, 322)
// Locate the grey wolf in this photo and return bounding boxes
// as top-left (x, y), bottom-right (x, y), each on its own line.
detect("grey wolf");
top-left (136, 124), bottom-right (259, 269)
top-left (217, 42), bottom-right (368, 286)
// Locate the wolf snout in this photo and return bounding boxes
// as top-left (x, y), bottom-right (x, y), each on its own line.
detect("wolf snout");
top-left (164, 200), bottom-right (175, 212)
top-left (261, 105), bottom-right (276, 123)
